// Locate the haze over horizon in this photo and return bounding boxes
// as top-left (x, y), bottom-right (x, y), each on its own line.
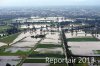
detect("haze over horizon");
top-left (0, 0), bottom-right (100, 7)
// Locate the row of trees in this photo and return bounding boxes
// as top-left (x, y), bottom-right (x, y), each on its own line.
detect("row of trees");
top-left (69, 24), bottom-right (100, 37)
top-left (0, 26), bottom-right (20, 38)
top-left (6, 26), bottom-right (20, 35)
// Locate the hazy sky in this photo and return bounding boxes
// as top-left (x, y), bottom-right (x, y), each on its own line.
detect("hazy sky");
top-left (0, 0), bottom-right (100, 7)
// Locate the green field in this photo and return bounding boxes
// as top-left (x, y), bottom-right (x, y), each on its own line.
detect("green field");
top-left (36, 44), bottom-right (62, 48)
top-left (0, 33), bottom-right (20, 44)
top-left (68, 37), bottom-right (99, 42)
top-left (94, 50), bottom-right (100, 54)
top-left (50, 64), bottom-right (67, 66)
top-left (0, 50), bottom-right (30, 56)
top-left (74, 63), bottom-right (88, 66)
top-left (0, 25), bottom-right (11, 32)
top-left (29, 53), bottom-right (65, 58)
top-left (24, 59), bottom-right (46, 63)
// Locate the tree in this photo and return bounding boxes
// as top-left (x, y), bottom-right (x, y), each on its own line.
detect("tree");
top-left (40, 26), bottom-right (43, 35)
top-left (71, 25), bottom-right (74, 36)
top-left (6, 26), bottom-right (20, 35)
top-left (46, 25), bottom-right (48, 31)
top-left (75, 30), bottom-right (78, 36)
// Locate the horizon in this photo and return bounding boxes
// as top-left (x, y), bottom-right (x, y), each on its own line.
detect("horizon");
top-left (0, 5), bottom-right (100, 8)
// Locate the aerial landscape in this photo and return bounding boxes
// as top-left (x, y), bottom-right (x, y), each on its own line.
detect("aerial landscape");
top-left (0, 0), bottom-right (100, 66)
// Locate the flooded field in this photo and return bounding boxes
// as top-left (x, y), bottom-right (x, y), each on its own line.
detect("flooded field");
top-left (40, 32), bottom-right (61, 45)
top-left (0, 24), bottom-right (100, 66)
top-left (0, 56), bottom-right (21, 66)
top-left (5, 31), bottom-right (41, 53)
top-left (22, 63), bottom-right (49, 66)
top-left (0, 42), bottom-right (7, 47)
top-left (68, 42), bottom-right (100, 56)
top-left (35, 47), bottom-right (63, 54)
top-left (21, 24), bottom-right (48, 29)
top-left (65, 31), bottom-right (92, 38)
top-left (65, 30), bottom-right (100, 56)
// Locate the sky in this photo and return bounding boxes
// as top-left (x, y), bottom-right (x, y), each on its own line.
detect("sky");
top-left (0, 0), bottom-right (100, 7)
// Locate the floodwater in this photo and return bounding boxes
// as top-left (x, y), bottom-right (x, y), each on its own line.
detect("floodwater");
top-left (65, 31), bottom-right (92, 38)
top-left (35, 47), bottom-right (63, 54)
top-left (0, 42), bottom-right (7, 47)
top-left (5, 47), bottom-right (31, 53)
top-left (22, 63), bottom-right (49, 66)
top-left (0, 56), bottom-right (21, 66)
top-left (21, 24), bottom-right (48, 29)
top-left (68, 42), bottom-right (100, 56)
top-left (40, 32), bottom-right (61, 45)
